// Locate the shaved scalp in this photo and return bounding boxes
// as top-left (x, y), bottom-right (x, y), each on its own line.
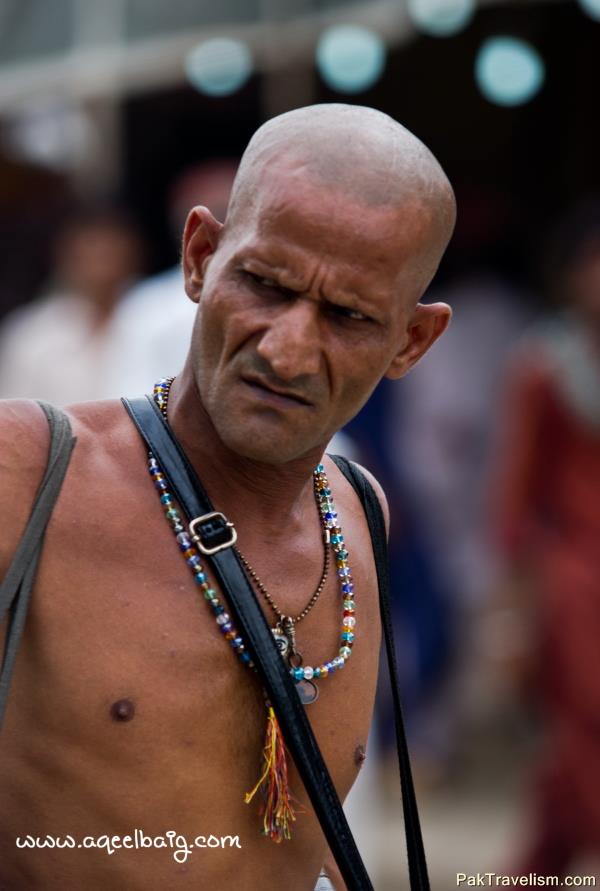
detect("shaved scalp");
top-left (224, 103), bottom-right (456, 291)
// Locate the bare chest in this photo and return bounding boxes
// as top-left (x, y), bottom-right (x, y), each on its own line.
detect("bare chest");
top-left (4, 463), bottom-right (380, 811)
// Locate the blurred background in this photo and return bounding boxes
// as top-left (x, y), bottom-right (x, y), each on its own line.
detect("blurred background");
top-left (2, 1), bottom-right (600, 887)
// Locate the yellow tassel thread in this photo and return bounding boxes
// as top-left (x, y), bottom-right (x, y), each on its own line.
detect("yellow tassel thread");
top-left (245, 705), bottom-right (297, 841)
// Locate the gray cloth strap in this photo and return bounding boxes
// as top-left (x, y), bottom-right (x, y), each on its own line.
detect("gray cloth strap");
top-left (0, 401), bottom-right (76, 725)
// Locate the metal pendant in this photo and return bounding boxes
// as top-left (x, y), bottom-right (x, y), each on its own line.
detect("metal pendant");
top-left (272, 628), bottom-right (290, 659)
top-left (296, 679), bottom-right (319, 705)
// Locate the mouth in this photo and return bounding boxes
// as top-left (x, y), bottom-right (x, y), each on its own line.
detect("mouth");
top-left (241, 376), bottom-right (313, 408)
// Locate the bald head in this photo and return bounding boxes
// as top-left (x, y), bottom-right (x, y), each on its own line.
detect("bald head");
top-left (225, 103), bottom-right (455, 292)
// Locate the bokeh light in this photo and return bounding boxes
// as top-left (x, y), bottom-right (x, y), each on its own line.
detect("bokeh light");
top-left (577, 0), bottom-right (600, 20)
top-left (475, 36), bottom-right (545, 107)
top-left (407, 0), bottom-right (475, 38)
top-left (316, 25), bottom-right (386, 94)
top-left (185, 38), bottom-right (253, 97)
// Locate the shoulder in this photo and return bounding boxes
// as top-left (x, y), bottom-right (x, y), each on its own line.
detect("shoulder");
top-left (0, 398), bottom-right (137, 577)
top-left (0, 399), bottom-right (51, 473)
top-left (350, 462), bottom-right (390, 539)
top-left (326, 455), bottom-right (390, 538)
top-left (0, 399), bottom-right (52, 576)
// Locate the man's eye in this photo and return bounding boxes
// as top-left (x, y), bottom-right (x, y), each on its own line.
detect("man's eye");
top-left (331, 305), bottom-right (369, 322)
top-left (246, 271), bottom-right (278, 289)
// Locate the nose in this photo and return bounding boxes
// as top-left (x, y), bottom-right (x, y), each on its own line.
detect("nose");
top-left (255, 298), bottom-right (322, 381)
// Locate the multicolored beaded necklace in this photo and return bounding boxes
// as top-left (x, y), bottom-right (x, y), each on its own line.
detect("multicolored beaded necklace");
top-left (148, 377), bottom-right (357, 841)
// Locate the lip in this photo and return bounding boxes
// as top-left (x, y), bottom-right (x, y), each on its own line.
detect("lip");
top-left (241, 376), bottom-right (312, 407)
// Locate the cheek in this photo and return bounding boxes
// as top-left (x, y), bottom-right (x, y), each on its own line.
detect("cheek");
top-left (196, 282), bottom-right (264, 365)
top-left (332, 353), bottom-right (388, 422)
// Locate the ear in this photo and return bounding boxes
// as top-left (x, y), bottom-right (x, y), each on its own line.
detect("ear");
top-left (385, 301), bottom-right (452, 380)
top-left (182, 205), bottom-right (223, 304)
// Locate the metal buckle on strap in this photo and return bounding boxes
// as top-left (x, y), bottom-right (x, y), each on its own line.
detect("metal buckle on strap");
top-left (189, 511), bottom-right (238, 555)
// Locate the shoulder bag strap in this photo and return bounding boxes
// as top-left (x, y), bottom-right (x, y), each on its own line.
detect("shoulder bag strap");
top-left (0, 401), bottom-right (77, 724)
top-left (330, 454), bottom-right (430, 891)
top-left (122, 395), bottom-right (373, 891)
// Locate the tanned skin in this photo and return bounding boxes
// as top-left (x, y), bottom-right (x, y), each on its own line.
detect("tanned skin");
top-left (0, 104), bottom-right (455, 891)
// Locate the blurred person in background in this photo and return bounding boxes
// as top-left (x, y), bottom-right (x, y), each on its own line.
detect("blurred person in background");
top-left (387, 190), bottom-right (531, 780)
top-left (492, 201), bottom-right (600, 877)
top-left (104, 159), bottom-right (239, 395)
top-left (0, 207), bottom-right (143, 405)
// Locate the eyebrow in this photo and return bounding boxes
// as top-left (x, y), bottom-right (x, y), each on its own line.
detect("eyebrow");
top-left (238, 256), bottom-right (379, 317)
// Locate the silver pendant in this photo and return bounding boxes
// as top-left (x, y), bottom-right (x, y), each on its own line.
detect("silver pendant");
top-left (296, 679), bottom-right (319, 705)
top-left (272, 628), bottom-right (290, 659)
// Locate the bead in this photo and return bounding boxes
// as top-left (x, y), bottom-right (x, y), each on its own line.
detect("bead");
top-left (148, 407), bottom-right (358, 694)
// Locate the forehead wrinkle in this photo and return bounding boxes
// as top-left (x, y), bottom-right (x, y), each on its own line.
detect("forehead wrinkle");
top-left (239, 251), bottom-right (389, 323)
top-left (219, 104), bottom-right (455, 308)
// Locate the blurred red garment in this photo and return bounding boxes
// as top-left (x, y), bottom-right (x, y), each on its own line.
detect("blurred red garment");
top-left (494, 317), bottom-right (600, 874)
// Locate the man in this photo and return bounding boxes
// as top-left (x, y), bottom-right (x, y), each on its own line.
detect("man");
top-left (0, 103), bottom-right (455, 890)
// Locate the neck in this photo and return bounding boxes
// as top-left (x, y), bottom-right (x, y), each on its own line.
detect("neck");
top-left (165, 366), bottom-right (327, 533)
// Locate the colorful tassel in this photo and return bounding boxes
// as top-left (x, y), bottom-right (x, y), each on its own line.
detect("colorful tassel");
top-left (245, 705), bottom-right (297, 841)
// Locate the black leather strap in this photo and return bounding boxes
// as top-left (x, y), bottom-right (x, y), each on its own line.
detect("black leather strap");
top-left (122, 395), bottom-right (373, 891)
top-left (330, 455), bottom-right (430, 891)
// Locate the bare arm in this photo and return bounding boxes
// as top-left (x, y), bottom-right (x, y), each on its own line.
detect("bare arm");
top-left (319, 460), bottom-right (389, 890)
top-left (320, 850), bottom-right (347, 890)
